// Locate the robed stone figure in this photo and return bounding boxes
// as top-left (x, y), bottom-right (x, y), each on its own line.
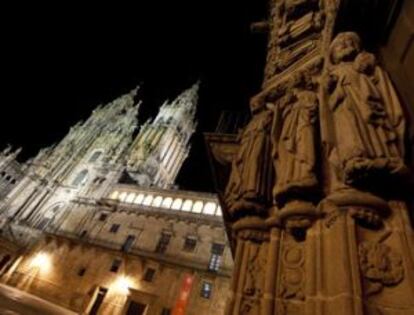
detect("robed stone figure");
top-left (272, 76), bottom-right (319, 206)
top-left (224, 96), bottom-right (274, 218)
top-left (322, 32), bottom-right (407, 188)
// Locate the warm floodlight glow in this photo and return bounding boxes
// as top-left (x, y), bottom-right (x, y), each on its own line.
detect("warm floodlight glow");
top-left (113, 275), bottom-right (133, 294)
top-left (30, 253), bottom-right (51, 272)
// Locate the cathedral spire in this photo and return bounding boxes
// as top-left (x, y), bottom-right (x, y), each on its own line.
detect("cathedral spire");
top-left (126, 82), bottom-right (199, 188)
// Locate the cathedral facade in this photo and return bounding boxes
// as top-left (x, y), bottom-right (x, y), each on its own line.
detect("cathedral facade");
top-left (0, 83), bottom-right (233, 315)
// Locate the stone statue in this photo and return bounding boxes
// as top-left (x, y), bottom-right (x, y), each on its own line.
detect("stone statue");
top-left (272, 74), bottom-right (319, 205)
top-left (322, 32), bottom-right (407, 188)
top-left (224, 95), bottom-right (274, 218)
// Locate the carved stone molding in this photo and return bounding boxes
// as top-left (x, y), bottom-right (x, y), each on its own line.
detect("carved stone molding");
top-left (359, 241), bottom-right (404, 296)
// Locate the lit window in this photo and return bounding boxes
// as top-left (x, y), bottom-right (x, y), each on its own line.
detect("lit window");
top-left (161, 197), bottom-right (173, 208)
top-left (171, 198), bottom-right (182, 210)
top-left (182, 200), bottom-right (193, 212)
top-left (135, 193), bottom-right (145, 204)
top-left (143, 268), bottom-right (156, 282)
top-left (216, 206), bottom-right (222, 216)
top-left (152, 196), bottom-right (163, 207)
top-left (208, 243), bottom-right (225, 272)
top-left (119, 192), bottom-right (127, 202)
top-left (126, 193), bottom-right (136, 203)
top-left (110, 191), bottom-right (119, 199)
top-left (203, 202), bottom-right (216, 215)
top-left (143, 195), bottom-right (153, 206)
top-left (200, 281), bottom-right (213, 299)
top-left (192, 201), bottom-right (203, 213)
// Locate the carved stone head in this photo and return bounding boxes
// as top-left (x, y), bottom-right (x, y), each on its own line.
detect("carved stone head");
top-left (330, 32), bottom-right (361, 64)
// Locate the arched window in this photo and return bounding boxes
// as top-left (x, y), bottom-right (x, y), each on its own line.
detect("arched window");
top-left (134, 194), bottom-right (145, 204)
top-left (171, 198), bottom-right (183, 210)
top-left (110, 191), bottom-right (119, 199)
top-left (119, 192), bottom-right (127, 202)
top-left (143, 195), bottom-right (153, 206)
top-left (161, 197), bottom-right (173, 208)
top-left (72, 170), bottom-right (88, 186)
top-left (89, 151), bottom-right (102, 162)
top-left (192, 201), bottom-right (203, 213)
top-left (45, 204), bottom-right (62, 219)
top-left (126, 193), bottom-right (136, 203)
top-left (203, 202), bottom-right (217, 215)
top-left (152, 196), bottom-right (163, 207)
top-left (182, 200), bottom-right (193, 212)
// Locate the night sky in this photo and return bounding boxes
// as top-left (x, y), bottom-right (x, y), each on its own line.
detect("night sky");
top-left (0, 2), bottom-right (268, 192)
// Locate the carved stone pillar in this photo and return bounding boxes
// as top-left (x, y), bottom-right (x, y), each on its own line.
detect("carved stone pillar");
top-left (220, 0), bottom-right (414, 314)
top-left (226, 217), bottom-right (269, 315)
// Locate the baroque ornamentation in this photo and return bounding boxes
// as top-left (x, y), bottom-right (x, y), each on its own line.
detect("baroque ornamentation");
top-left (359, 241), bottom-right (404, 295)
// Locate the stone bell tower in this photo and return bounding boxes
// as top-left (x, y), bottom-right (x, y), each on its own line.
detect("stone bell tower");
top-left (126, 82), bottom-right (199, 188)
top-left (215, 1), bottom-right (414, 314)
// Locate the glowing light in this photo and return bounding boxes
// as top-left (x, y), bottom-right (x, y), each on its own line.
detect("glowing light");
top-left (30, 253), bottom-right (51, 272)
top-left (192, 201), bottom-right (203, 213)
top-left (110, 191), bottom-right (119, 199)
top-left (203, 202), bottom-right (216, 215)
top-left (113, 275), bottom-right (133, 294)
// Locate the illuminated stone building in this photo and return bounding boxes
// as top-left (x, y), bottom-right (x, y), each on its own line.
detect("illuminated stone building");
top-left (0, 83), bottom-right (233, 315)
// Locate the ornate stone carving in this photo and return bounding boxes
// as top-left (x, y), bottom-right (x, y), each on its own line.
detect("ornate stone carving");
top-left (264, 0), bottom-right (324, 83)
top-left (224, 100), bottom-right (274, 218)
top-left (359, 241), bottom-right (404, 295)
top-left (278, 12), bottom-right (325, 47)
top-left (322, 32), bottom-right (408, 189)
top-left (280, 244), bottom-right (305, 300)
top-left (272, 75), bottom-right (319, 203)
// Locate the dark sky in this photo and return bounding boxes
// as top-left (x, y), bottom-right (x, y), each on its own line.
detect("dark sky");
top-left (0, 2), bottom-right (268, 192)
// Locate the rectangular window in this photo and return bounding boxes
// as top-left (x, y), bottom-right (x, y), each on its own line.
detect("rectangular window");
top-left (208, 243), bottom-right (224, 272)
top-left (183, 237), bottom-right (197, 252)
top-left (78, 267), bottom-right (87, 277)
top-left (161, 308), bottom-right (171, 315)
top-left (122, 235), bottom-right (136, 252)
top-left (79, 230), bottom-right (88, 239)
top-left (99, 213), bottom-right (108, 221)
top-left (110, 259), bottom-right (122, 273)
top-left (143, 268), bottom-right (156, 282)
top-left (110, 224), bottom-right (120, 233)
top-left (200, 281), bottom-right (212, 299)
top-left (155, 232), bottom-right (171, 254)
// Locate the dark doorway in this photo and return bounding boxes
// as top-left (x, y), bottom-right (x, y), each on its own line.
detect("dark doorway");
top-left (126, 301), bottom-right (147, 315)
top-left (89, 287), bottom-right (107, 315)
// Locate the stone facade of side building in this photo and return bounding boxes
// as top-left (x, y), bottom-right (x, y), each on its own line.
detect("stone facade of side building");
top-left (0, 82), bottom-right (233, 315)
